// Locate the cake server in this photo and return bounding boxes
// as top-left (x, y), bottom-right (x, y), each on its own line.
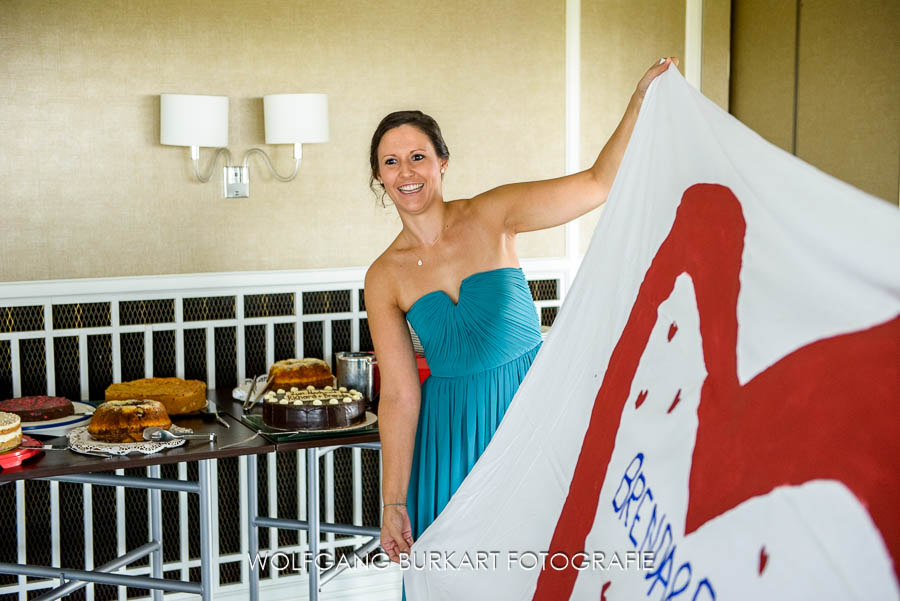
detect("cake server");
top-left (19, 444), bottom-right (110, 457)
top-left (142, 427), bottom-right (216, 442)
top-left (241, 376), bottom-right (258, 411)
top-left (19, 444), bottom-right (71, 450)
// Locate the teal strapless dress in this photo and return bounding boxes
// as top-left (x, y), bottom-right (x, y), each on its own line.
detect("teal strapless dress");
top-left (405, 267), bottom-right (543, 539)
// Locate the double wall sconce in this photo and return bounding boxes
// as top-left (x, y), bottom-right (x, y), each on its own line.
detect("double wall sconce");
top-left (160, 93), bottom-right (329, 198)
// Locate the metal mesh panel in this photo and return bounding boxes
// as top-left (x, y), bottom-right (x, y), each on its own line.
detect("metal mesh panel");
top-left (303, 290), bottom-right (351, 314)
top-left (256, 457), bottom-right (270, 551)
top-left (124, 469), bottom-right (150, 570)
top-left (119, 332), bottom-right (145, 382)
top-left (19, 338), bottom-right (46, 396)
top-left (87, 334), bottom-right (113, 401)
top-left (331, 319), bottom-right (351, 367)
top-left (541, 306), bottom-right (559, 328)
top-left (276, 452), bottom-right (299, 547)
top-left (0, 483), bottom-right (16, 586)
top-left (119, 299), bottom-right (175, 325)
top-left (358, 289), bottom-right (366, 312)
top-left (0, 305), bottom-right (43, 333)
top-left (52, 302), bottom-right (110, 329)
top-left (220, 561), bottom-right (242, 586)
top-left (187, 462), bottom-right (201, 559)
top-left (528, 279), bottom-right (559, 301)
top-left (274, 323), bottom-right (295, 362)
top-left (361, 450), bottom-right (381, 527)
top-left (91, 478), bottom-right (119, 568)
top-left (332, 448), bottom-right (353, 525)
top-left (215, 326), bottom-right (237, 389)
top-left (0, 340), bottom-right (11, 400)
top-left (303, 321), bottom-right (324, 360)
top-left (161, 463), bottom-right (181, 562)
top-left (183, 296), bottom-right (235, 322)
top-left (53, 336), bottom-right (80, 401)
top-left (218, 456), bottom-right (241, 555)
top-left (59, 482), bottom-right (85, 571)
top-left (152, 330), bottom-right (176, 378)
top-left (245, 293), bottom-right (295, 318)
top-left (183, 329), bottom-right (207, 383)
top-left (25, 480), bottom-right (51, 582)
top-left (244, 325), bottom-right (266, 379)
top-left (359, 319), bottom-right (373, 353)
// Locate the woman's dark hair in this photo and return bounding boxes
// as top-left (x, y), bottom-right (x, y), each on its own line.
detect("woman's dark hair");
top-left (369, 110), bottom-right (450, 204)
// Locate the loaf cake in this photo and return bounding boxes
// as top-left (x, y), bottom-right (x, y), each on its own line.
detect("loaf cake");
top-left (88, 399), bottom-right (172, 443)
top-left (105, 378), bottom-right (206, 415)
top-left (268, 358), bottom-right (334, 389)
top-left (0, 396), bottom-right (74, 422)
top-left (262, 385), bottom-right (366, 430)
top-left (0, 411), bottom-right (23, 452)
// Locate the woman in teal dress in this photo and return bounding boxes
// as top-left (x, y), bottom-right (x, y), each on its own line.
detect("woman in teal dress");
top-left (365, 58), bottom-right (677, 566)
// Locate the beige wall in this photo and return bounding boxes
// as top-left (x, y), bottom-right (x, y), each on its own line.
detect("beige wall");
top-left (578, 1), bottom-right (685, 255)
top-left (577, 0), bottom-right (732, 256)
top-left (731, 0), bottom-right (900, 203)
top-left (0, 0), bottom-right (566, 282)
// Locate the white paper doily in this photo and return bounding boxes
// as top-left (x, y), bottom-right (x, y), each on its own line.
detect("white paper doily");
top-left (67, 425), bottom-right (191, 456)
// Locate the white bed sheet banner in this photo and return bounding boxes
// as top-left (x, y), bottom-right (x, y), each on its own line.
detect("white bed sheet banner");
top-left (404, 66), bottom-right (900, 600)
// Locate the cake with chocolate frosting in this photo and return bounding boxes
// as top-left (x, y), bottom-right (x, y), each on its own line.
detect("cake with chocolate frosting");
top-left (0, 395), bottom-right (74, 422)
top-left (0, 411), bottom-right (23, 452)
top-left (262, 385), bottom-right (366, 430)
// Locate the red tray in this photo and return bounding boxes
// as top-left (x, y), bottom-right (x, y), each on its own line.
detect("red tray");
top-left (0, 435), bottom-right (43, 469)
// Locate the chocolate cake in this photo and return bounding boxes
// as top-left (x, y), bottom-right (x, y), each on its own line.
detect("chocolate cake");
top-left (0, 396), bottom-right (74, 422)
top-left (0, 411), bottom-right (22, 452)
top-left (262, 386), bottom-right (366, 430)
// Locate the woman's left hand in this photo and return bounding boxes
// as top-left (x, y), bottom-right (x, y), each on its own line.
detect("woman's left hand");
top-left (635, 56), bottom-right (679, 99)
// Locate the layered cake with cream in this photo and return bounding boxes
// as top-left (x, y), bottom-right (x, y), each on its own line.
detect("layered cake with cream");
top-left (0, 395), bottom-right (74, 422)
top-left (262, 385), bottom-right (366, 430)
top-left (88, 399), bottom-right (172, 443)
top-left (0, 411), bottom-right (22, 452)
top-left (105, 378), bottom-right (206, 415)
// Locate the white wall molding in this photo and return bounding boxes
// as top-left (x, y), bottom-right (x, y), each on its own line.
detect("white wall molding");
top-left (565, 0), bottom-right (583, 285)
top-left (685, 0), bottom-right (704, 89)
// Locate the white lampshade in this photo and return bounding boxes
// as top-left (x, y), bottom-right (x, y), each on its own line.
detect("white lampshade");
top-left (263, 94), bottom-right (329, 144)
top-left (160, 94), bottom-right (228, 147)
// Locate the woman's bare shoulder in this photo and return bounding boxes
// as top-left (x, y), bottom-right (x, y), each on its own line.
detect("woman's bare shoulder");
top-left (365, 244), bottom-right (404, 308)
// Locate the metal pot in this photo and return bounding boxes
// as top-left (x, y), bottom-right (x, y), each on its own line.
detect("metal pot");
top-left (335, 351), bottom-right (376, 409)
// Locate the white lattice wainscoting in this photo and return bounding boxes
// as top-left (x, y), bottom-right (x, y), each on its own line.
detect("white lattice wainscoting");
top-left (0, 260), bottom-right (568, 601)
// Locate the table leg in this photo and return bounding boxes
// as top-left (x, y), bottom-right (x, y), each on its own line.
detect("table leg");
top-left (307, 448), bottom-right (320, 601)
top-left (198, 460), bottom-right (213, 601)
top-left (248, 453), bottom-right (259, 601)
top-left (149, 464), bottom-right (163, 601)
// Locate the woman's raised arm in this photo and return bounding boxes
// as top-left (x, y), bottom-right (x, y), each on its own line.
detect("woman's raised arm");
top-left (364, 261), bottom-right (423, 562)
top-left (479, 57), bottom-right (677, 234)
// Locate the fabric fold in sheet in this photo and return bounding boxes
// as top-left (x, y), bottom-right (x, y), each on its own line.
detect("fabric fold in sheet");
top-left (404, 66), bottom-right (900, 600)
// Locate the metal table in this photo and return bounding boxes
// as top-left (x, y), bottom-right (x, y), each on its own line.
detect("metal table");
top-left (0, 404), bottom-right (276, 601)
top-left (211, 389), bottom-right (382, 601)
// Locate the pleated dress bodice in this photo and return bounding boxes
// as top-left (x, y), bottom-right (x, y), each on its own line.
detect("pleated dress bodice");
top-left (404, 267), bottom-right (542, 540)
top-left (406, 267), bottom-right (543, 378)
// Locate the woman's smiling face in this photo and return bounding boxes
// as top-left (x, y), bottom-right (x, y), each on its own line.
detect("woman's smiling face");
top-left (376, 124), bottom-right (448, 214)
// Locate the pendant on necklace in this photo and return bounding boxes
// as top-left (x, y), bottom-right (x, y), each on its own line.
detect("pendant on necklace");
top-left (417, 259), bottom-right (423, 266)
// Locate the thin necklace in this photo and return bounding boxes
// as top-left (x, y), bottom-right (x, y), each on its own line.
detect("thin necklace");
top-left (411, 227), bottom-right (445, 267)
